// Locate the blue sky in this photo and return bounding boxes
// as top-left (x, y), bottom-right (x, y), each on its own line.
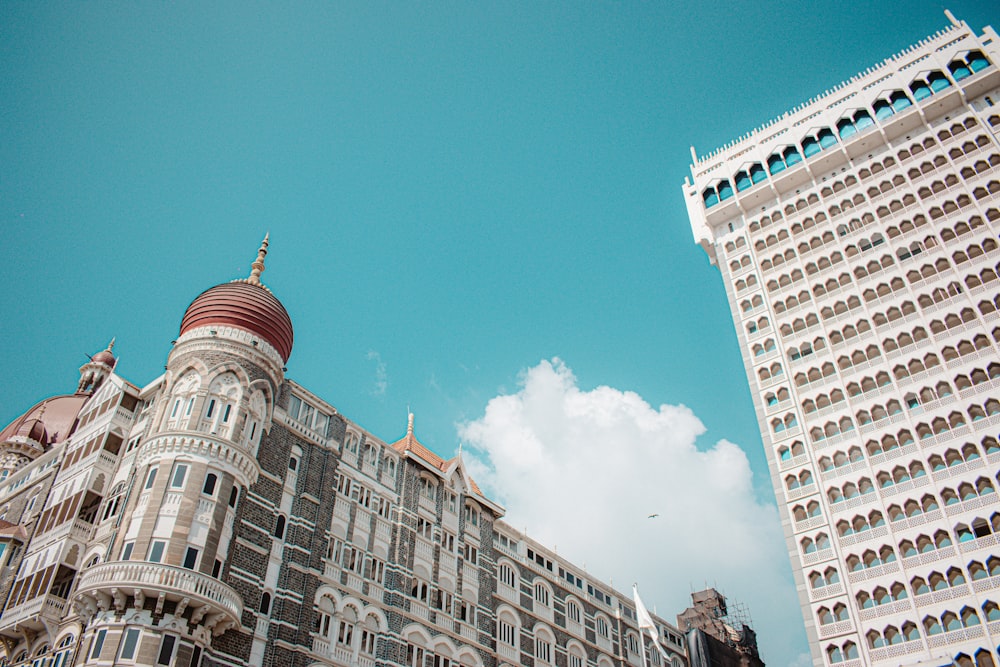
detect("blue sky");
top-left (1, 3), bottom-right (996, 665)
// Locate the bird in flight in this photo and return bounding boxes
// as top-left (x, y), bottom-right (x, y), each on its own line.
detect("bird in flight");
top-left (647, 514), bottom-right (659, 519)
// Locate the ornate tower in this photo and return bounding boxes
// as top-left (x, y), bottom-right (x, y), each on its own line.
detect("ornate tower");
top-left (73, 237), bottom-right (294, 666)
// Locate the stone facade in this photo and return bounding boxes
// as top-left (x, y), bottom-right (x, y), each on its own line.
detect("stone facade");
top-left (0, 250), bottom-right (688, 667)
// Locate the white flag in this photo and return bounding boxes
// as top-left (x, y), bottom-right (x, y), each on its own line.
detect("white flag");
top-left (633, 584), bottom-right (670, 661)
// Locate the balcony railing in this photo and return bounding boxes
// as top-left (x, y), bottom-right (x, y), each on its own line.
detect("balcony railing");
top-left (76, 560), bottom-right (242, 623)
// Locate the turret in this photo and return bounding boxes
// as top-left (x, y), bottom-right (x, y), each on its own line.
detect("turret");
top-left (74, 237), bottom-right (294, 662)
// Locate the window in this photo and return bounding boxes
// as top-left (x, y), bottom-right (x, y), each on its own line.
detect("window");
top-left (288, 456), bottom-right (298, 472)
top-left (596, 615), bottom-right (610, 638)
top-left (156, 636), bottom-right (176, 666)
top-left (337, 620), bottom-right (354, 646)
top-left (122, 541), bottom-right (134, 560)
top-left (202, 473), bottom-right (218, 496)
top-left (170, 463), bottom-right (188, 489)
top-left (567, 599), bottom-right (582, 623)
top-left (366, 557), bottom-right (385, 583)
top-left (407, 645), bottom-right (425, 667)
top-left (499, 563), bottom-right (516, 588)
top-left (90, 629), bottom-right (107, 659)
top-left (498, 618), bottom-right (516, 645)
top-left (259, 592), bottom-right (271, 615)
top-left (535, 636), bottom-right (552, 663)
top-left (465, 504), bottom-right (480, 527)
top-left (458, 600), bottom-right (476, 624)
top-left (360, 629), bottom-right (375, 655)
top-left (144, 467), bottom-right (158, 490)
top-left (274, 515), bottom-right (286, 540)
top-left (229, 485), bottom-right (239, 507)
top-left (119, 628), bottom-right (141, 661)
top-left (534, 582), bottom-right (550, 606)
top-left (148, 540), bottom-right (166, 563)
top-left (183, 547), bottom-right (199, 570)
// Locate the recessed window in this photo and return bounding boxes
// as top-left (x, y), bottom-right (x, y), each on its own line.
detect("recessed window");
top-left (156, 636), bottom-right (176, 666)
top-left (122, 541), bottom-right (135, 560)
top-left (259, 592), bottom-right (271, 616)
top-left (170, 464), bottom-right (188, 489)
top-left (274, 515), bottom-right (286, 540)
top-left (119, 628), bottom-right (141, 661)
top-left (202, 473), bottom-right (218, 496)
top-left (148, 540), bottom-right (166, 563)
top-left (288, 457), bottom-right (298, 472)
top-left (222, 404), bottom-right (232, 423)
top-left (90, 629), bottom-right (107, 659)
top-left (205, 399), bottom-right (216, 418)
top-left (183, 547), bottom-right (199, 570)
top-left (229, 486), bottom-right (239, 507)
top-left (144, 467), bottom-right (158, 490)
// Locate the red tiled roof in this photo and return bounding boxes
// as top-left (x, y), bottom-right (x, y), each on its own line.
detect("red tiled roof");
top-left (390, 428), bottom-right (483, 496)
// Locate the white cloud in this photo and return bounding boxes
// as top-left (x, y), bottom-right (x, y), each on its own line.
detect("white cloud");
top-left (367, 350), bottom-right (389, 396)
top-left (459, 358), bottom-right (810, 667)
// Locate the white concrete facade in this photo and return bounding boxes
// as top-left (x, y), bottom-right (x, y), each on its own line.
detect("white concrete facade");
top-left (684, 13), bottom-right (1000, 667)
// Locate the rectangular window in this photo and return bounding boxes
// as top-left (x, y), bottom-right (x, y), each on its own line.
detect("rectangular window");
top-left (288, 395), bottom-right (302, 420)
top-left (148, 540), bottom-right (166, 563)
top-left (170, 464), bottom-right (188, 489)
top-left (205, 399), bottom-right (216, 419)
top-left (119, 628), bottom-right (141, 660)
top-left (122, 542), bottom-right (134, 560)
top-left (213, 559), bottom-right (222, 577)
top-left (156, 635), bottom-right (176, 666)
top-left (185, 398), bottom-right (194, 416)
top-left (337, 621), bottom-right (353, 646)
top-left (222, 404), bottom-right (231, 423)
top-left (313, 411), bottom-right (328, 434)
top-left (299, 403), bottom-right (314, 426)
top-left (144, 467), bottom-right (158, 490)
top-left (191, 646), bottom-right (202, 667)
top-left (183, 547), bottom-right (199, 570)
top-left (90, 629), bottom-right (107, 659)
top-left (170, 400), bottom-right (180, 418)
top-left (361, 629), bottom-right (375, 654)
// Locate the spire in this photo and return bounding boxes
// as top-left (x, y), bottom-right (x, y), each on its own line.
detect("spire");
top-left (247, 233), bottom-right (269, 286)
top-left (106, 337), bottom-right (115, 353)
top-left (407, 412), bottom-right (414, 437)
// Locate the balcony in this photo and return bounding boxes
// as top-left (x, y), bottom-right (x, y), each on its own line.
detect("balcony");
top-left (0, 593), bottom-right (66, 632)
top-left (75, 561), bottom-right (242, 634)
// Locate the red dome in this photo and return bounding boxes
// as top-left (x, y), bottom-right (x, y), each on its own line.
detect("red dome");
top-left (179, 281), bottom-right (294, 362)
top-left (0, 395), bottom-right (87, 447)
top-left (91, 350), bottom-right (116, 367)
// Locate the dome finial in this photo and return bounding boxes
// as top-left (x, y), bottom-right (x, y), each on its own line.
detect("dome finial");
top-left (407, 412), bottom-right (414, 437)
top-left (247, 233), bottom-right (270, 286)
top-left (107, 337), bottom-right (115, 352)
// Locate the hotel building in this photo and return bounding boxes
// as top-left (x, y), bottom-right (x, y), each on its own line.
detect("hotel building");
top-left (684, 11), bottom-right (1000, 667)
top-left (0, 238), bottom-right (690, 667)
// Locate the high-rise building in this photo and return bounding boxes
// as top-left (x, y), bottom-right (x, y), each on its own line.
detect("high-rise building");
top-left (0, 237), bottom-right (691, 667)
top-left (684, 12), bottom-right (1000, 667)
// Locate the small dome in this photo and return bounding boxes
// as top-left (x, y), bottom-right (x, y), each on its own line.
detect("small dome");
top-left (179, 281), bottom-right (294, 362)
top-left (15, 418), bottom-right (48, 447)
top-left (91, 340), bottom-right (117, 368)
